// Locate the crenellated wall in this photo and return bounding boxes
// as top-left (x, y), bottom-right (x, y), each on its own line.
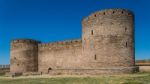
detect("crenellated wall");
top-left (38, 40), bottom-right (82, 74)
top-left (10, 8), bottom-right (137, 75)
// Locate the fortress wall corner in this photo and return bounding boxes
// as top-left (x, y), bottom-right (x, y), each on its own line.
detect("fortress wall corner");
top-left (10, 39), bottom-right (40, 73)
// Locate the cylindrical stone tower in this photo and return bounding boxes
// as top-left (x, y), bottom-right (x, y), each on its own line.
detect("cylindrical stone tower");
top-left (82, 9), bottom-right (136, 74)
top-left (10, 39), bottom-right (41, 73)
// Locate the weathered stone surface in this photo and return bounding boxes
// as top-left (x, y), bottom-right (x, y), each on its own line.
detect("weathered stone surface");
top-left (10, 8), bottom-right (136, 75)
top-left (10, 39), bottom-right (40, 73)
top-left (82, 9), bottom-right (135, 70)
top-left (38, 40), bottom-right (82, 73)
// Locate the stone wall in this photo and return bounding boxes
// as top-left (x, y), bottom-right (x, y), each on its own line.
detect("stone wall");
top-left (0, 65), bottom-right (10, 69)
top-left (38, 40), bottom-right (82, 74)
top-left (10, 8), bottom-right (137, 75)
top-left (0, 65), bottom-right (10, 74)
top-left (10, 39), bottom-right (40, 73)
top-left (138, 66), bottom-right (150, 72)
top-left (136, 60), bottom-right (150, 72)
top-left (82, 9), bottom-right (136, 71)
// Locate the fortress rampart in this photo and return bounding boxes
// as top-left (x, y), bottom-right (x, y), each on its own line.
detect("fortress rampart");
top-left (38, 40), bottom-right (82, 73)
top-left (10, 8), bottom-right (137, 75)
top-left (10, 39), bottom-right (40, 73)
top-left (38, 39), bottom-right (82, 50)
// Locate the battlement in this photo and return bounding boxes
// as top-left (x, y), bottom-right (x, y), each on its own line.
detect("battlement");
top-left (11, 39), bottom-right (41, 44)
top-left (82, 8), bottom-right (134, 23)
top-left (10, 8), bottom-right (136, 74)
top-left (38, 39), bottom-right (82, 50)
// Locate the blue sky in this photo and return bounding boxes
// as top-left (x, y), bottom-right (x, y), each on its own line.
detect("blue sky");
top-left (0, 0), bottom-right (150, 64)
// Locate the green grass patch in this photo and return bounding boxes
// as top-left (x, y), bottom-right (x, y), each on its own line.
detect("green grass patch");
top-left (0, 73), bottom-right (150, 84)
top-left (0, 72), bottom-right (5, 76)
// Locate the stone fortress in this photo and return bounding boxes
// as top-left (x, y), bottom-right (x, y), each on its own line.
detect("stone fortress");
top-left (10, 8), bottom-right (137, 75)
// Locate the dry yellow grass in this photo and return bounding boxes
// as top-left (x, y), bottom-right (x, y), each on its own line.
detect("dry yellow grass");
top-left (0, 72), bottom-right (150, 84)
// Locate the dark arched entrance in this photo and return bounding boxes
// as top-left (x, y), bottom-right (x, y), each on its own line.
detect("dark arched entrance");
top-left (48, 67), bottom-right (52, 73)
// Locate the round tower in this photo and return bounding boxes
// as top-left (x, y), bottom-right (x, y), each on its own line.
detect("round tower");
top-left (82, 9), bottom-right (136, 74)
top-left (10, 39), bottom-right (41, 73)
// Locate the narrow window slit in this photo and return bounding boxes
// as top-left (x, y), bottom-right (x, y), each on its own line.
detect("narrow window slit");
top-left (91, 30), bottom-right (94, 35)
top-left (94, 55), bottom-right (97, 60)
top-left (126, 42), bottom-right (128, 47)
top-left (125, 27), bottom-right (127, 32)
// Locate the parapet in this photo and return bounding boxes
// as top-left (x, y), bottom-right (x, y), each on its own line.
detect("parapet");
top-left (11, 39), bottom-right (41, 49)
top-left (82, 8), bottom-right (134, 24)
top-left (11, 39), bottom-right (41, 44)
top-left (38, 39), bottom-right (82, 50)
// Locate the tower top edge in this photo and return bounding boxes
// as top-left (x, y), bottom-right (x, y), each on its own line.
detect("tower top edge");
top-left (11, 38), bottom-right (41, 44)
top-left (82, 8), bottom-right (134, 23)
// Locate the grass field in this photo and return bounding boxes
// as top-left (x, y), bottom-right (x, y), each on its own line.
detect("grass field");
top-left (0, 72), bottom-right (150, 84)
